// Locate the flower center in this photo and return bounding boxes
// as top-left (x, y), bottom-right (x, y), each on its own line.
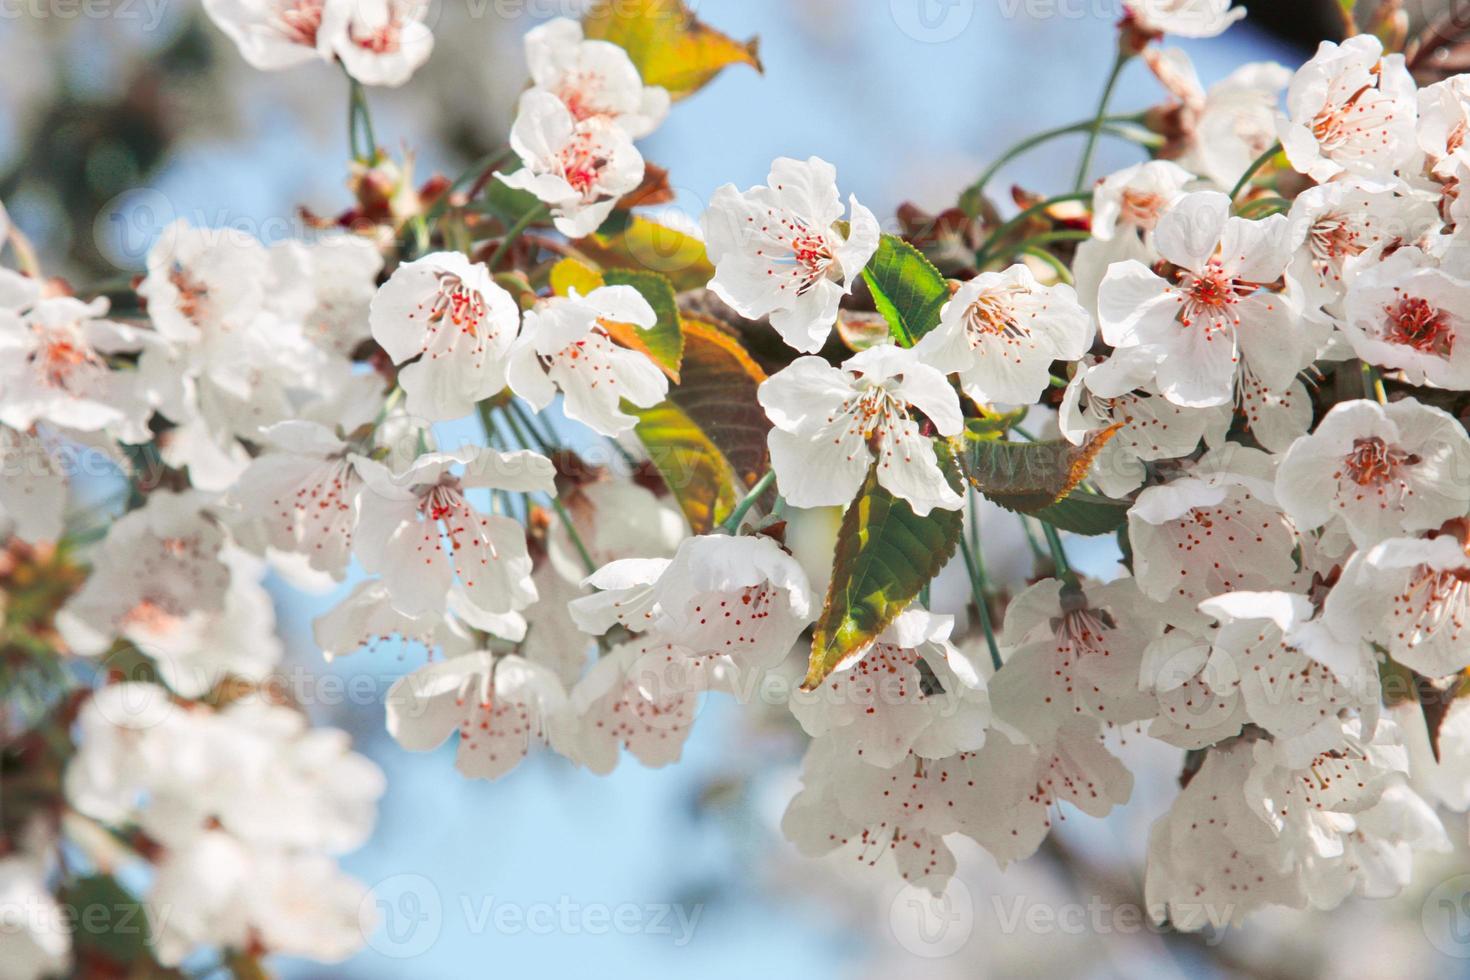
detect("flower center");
top-left (1311, 82), bottom-right (1375, 152)
top-left (963, 288), bottom-right (1027, 341)
top-left (169, 264), bottom-right (211, 327)
top-left (1119, 189), bottom-right (1166, 229)
top-left (1384, 296), bottom-right (1454, 356)
top-left (275, 0), bottom-right (324, 45)
top-left (788, 230), bottom-right (835, 295)
top-left (429, 274), bottom-right (489, 340)
top-left (29, 325), bottom-right (103, 391)
top-left (1308, 213), bottom-right (1366, 272)
top-left (1176, 262), bottom-right (1246, 336)
top-left (558, 133), bottom-right (608, 199)
top-left (1341, 436), bottom-right (1415, 487)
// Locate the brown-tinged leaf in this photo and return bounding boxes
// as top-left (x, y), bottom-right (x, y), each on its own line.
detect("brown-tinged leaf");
top-left (957, 424), bottom-right (1123, 514)
top-left (632, 319), bottom-right (769, 532)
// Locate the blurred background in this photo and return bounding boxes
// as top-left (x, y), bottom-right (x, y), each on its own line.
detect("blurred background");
top-left (6, 1), bottom-right (1470, 977)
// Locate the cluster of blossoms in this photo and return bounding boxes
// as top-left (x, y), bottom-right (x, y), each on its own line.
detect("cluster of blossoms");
top-left (10, 0), bottom-right (1470, 972)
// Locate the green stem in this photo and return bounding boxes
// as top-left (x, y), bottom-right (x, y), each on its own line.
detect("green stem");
top-left (492, 400), bottom-right (598, 575)
top-left (347, 76), bottom-right (377, 161)
top-left (1040, 521), bottom-right (1076, 584)
top-left (975, 191), bottom-right (1092, 268)
top-left (1020, 246), bottom-right (1074, 285)
top-left (1073, 50), bottom-right (1132, 192)
top-left (487, 204), bottom-right (549, 270)
top-left (961, 113), bottom-right (1148, 216)
top-left (720, 470), bottom-right (778, 533)
top-left (1360, 360), bottom-right (1388, 405)
top-left (1228, 142), bottom-right (1282, 203)
top-left (958, 533), bottom-right (1003, 672)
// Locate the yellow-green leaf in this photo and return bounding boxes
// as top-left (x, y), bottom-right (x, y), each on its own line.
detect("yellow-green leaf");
top-left (579, 216), bottom-right (715, 292)
top-left (804, 448), bottom-right (964, 690)
top-left (550, 257), bottom-right (605, 297)
top-left (602, 269), bottom-right (685, 381)
top-left (584, 0), bottom-right (762, 100)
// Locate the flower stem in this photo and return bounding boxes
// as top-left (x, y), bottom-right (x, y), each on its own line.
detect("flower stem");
top-left (1360, 360), bottom-right (1388, 404)
top-left (1073, 50), bottom-right (1132, 193)
top-left (961, 114), bottom-right (1149, 216)
top-left (487, 204), bottom-right (550, 270)
top-left (492, 399), bottom-right (599, 575)
top-left (1020, 246), bottom-right (1074, 285)
top-left (975, 191), bottom-right (1093, 268)
top-left (1229, 142), bottom-right (1282, 203)
top-left (720, 470), bottom-right (778, 533)
top-left (958, 524), bottom-right (1003, 672)
top-left (347, 76), bottom-right (377, 161)
top-left (1040, 520), bottom-right (1077, 585)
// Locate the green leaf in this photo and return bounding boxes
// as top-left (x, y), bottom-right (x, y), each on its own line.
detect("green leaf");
top-left (957, 425), bottom-right (1121, 514)
top-left (602, 269), bottom-right (685, 380)
top-left (860, 234), bottom-right (950, 347)
top-left (584, 0), bottom-right (762, 100)
top-left (1029, 490), bottom-right (1131, 536)
top-left (633, 320), bottom-right (769, 532)
top-left (58, 875), bottom-right (152, 966)
top-left (578, 216), bottom-right (716, 292)
top-left (804, 448), bottom-right (964, 690)
top-left (479, 176), bottom-right (545, 227)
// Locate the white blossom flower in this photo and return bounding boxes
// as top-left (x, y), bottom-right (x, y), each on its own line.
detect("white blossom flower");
top-left (507, 285), bottom-right (666, 437)
top-left (759, 345), bottom-right (964, 515)
top-left (1276, 398), bottom-right (1470, 548)
top-left (1060, 355), bottom-right (1213, 497)
top-left (498, 90), bottom-right (645, 239)
top-left (1285, 179), bottom-right (1438, 312)
top-left (1124, 0), bottom-right (1245, 39)
top-left (385, 652), bottom-right (574, 780)
top-left (524, 17), bottom-right (669, 138)
top-left (0, 846), bottom-right (70, 980)
top-left (1199, 592), bottom-right (1375, 744)
top-left (568, 637), bottom-right (703, 775)
top-left (232, 421), bottom-right (364, 578)
top-left (989, 578), bottom-right (1161, 743)
top-left (269, 233), bottom-right (384, 357)
top-left (703, 156), bottom-right (880, 353)
top-left (1094, 191), bottom-right (1296, 408)
top-left (320, 0), bottom-right (433, 88)
top-left (1417, 74), bottom-right (1470, 179)
top-left (202, 0), bottom-right (336, 71)
top-left (0, 296), bottom-right (153, 440)
top-left (1279, 35), bottom-right (1418, 184)
top-left (1128, 447), bottom-right (1300, 602)
top-left (57, 492), bottom-right (233, 659)
top-left (0, 427), bottom-right (68, 544)
top-left (1145, 740), bottom-right (1306, 930)
top-left (1324, 529), bottom-right (1470, 678)
top-left (353, 447), bottom-right (553, 617)
top-left (789, 609), bottom-right (988, 768)
top-left (1091, 160), bottom-right (1194, 241)
top-left (369, 251), bottom-right (521, 421)
top-left (1341, 247), bottom-right (1470, 388)
top-left (1173, 59), bottom-right (1292, 189)
top-left (912, 263), bottom-right (1093, 406)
